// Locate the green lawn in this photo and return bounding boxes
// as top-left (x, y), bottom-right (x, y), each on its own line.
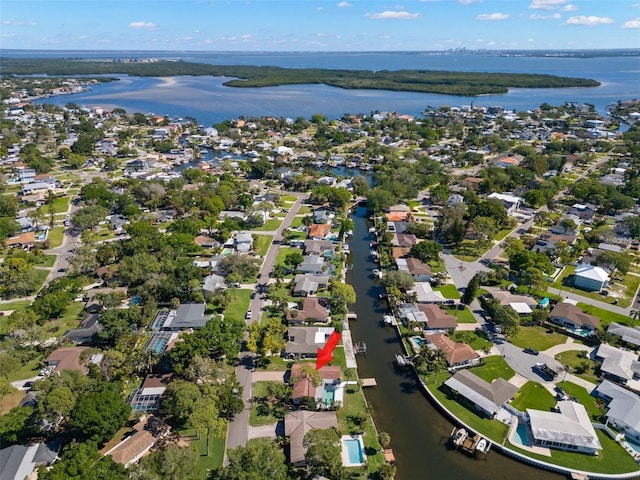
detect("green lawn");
top-left (509, 326), bottom-right (567, 351)
top-left (555, 350), bottom-right (599, 384)
top-left (50, 195), bottom-right (70, 214)
top-left (427, 258), bottom-right (446, 274)
top-left (336, 383), bottom-right (385, 474)
top-left (6, 354), bottom-right (45, 382)
top-left (576, 303), bottom-right (633, 327)
top-left (47, 301), bottom-right (86, 337)
top-left (560, 382), bottom-right (604, 420)
top-left (250, 381), bottom-right (284, 426)
top-left (508, 430), bottom-right (640, 475)
top-left (29, 269), bottom-right (50, 294)
top-left (275, 246), bottom-right (299, 267)
top-left (427, 373), bottom-right (511, 443)
top-left (451, 329), bottom-right (492, 351)
top-left (253, 234), bottom-right (272, 257)
top-left (297, 205), bottom-right (311, 214)
top-left (434, 284), bottom-right (460, 299)
top-left (469, 355), bottom-right (515, 382)
top-left (510, 381), bottom-right (556, 412)
top-left (222, 289), bottom-right (252, 323)
top-left (552, 265), bottom-right (575, 289)
top-left (443, 305), bottom-right (476, 324)
top-left (179, 428), bottom-right (225, 477)
top-left (47, 227), bottom-right (64, 248)
top-left (290, 217), bottom-right (303, 228)
top-left (36, 254), bottom-right (57, 268)
top-left (251, 218), bottom-right (281, 231)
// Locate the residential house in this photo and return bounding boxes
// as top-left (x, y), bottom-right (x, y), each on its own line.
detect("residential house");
top-left (313, 207), bottom-right (334, 224)
top-left (594, 380), bottom-right (640, 443)
top-left (418, 305), bottom-right (458, 331)
top-left (0, 443), bottom-right (58, 480)
top-left (304, 239), bottom-right (335, 256)
top-left (527, 401), bottom-right (602, 455)
top-left (292, 274), bottom-right (330, 296)
top-left (549, 302), bottom-right (600, 332)
top-left (396, 257), bottom-right (431, 282)
top-left (286, 297), bottom-right (329, 324)
top-left (62, 314), bottom-right (103, 344)
top-left (106, 214), bottom-right (130, 234)
top-left (493, 154), bottom-right (523, 168)
top-left (194, 235), bottom-right (219, 249)
top-left (284, 411), bottom-right (339, 467)
top-left (607, 322), bottom-right (640, 350)
top-left (488, 289), bottom-right (540, 314)
top-left (487, 192), bottom-right (523, 215)
top-left (532, 232), bottom-right (577, 254)
top-left (151, 303), bottom-right (211, 331)
top-left (128, 373), bottom-right (173, 412)
top-left (308, 223), bottom-right (331, 240)
top-left (235, 232), bottom-right (253, 254)
top-left (443, 369), bottom-right (518, 418)
top-left (550, 214), bottom-right (582, 235)
top-left (595, 343), bottom-right (640, 385)
top-left (46, 346), bottom-right (90, 375)
top-left (285, 326), bottom-right (335, 358)
top-left (218, 210), bottom-right (246, 221)
top-left (105, 415), bottom-right (167, 468)
top-left (392, 233), bottom-right (418, 248)
top-left (290, 363), bottom-right (342, 406)
top-left (408, 282), bottom-right (446, 304)
top-left (5, 231), bottom-right (36, 249)
top-left (423, 332), bottom-right (478, 367)
top-left (202, 274), bottom-right (225, 294)
top-left (567, 204), bottom-right (597, 223)
top-left (573, 264), bottom-right (610, 292)
top-left (297, 254), bottom-right (328, 275)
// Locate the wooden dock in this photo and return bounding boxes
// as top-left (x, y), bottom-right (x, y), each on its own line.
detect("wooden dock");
top-left (361, 378), bottom-right (377, 387)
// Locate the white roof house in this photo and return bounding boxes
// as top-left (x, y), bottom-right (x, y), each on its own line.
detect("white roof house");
top-left (573, 264), bottom-right (610, 292)
top-left (594, 381), bottom-right (640, 443)
top-left (596, 343), bottom-right (640, 384)
top-left (527, 401), bottom-right (602, 454)
top-left (487, 192), bottom-right (523, 214)
top-left (607, 322), bottom-right (640, 349)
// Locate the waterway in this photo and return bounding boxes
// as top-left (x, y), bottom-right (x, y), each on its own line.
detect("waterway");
top-left (345, 205), bottom-right (564, 480)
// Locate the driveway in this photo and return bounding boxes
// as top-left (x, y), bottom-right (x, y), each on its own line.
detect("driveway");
top-left (499, 342), bottom-right (565, 385)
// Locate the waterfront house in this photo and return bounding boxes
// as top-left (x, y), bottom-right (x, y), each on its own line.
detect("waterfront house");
top-left (308, 223), bottom-right (332, 240)
top-left (284, 410), bottom-right (339, 467)
top-left (527, 401), bottom-right (602, 455)
top-left (396, 257), bottom-right (432, 282)
top-left (286, 297), bottom-right (329, 325)
top-left (573, 264), bottom-right (610, 292)
top-left (549, 302), bottom-right (600, 332)
top-left (392, 233), bottom-right (418, 248)
top-left (408, 282), bottom-right (446, 304)
top-left (422, 333), bottom-right (478, 367)
top-left (304, 239), bottom-right (335, 256)
top-left (594, 380), bottom-right (640, 443)
top-left (444, 369), bottom-right (517, 418)
top-left (418, 305), bottom-right (458, 331)
top-left (595, 343), bottom-right (640, 385)
top-left (290, 363), bottom-right (341, 405)
top-left (292, 274), bottom-right (330, 296)
top-left (285, 326), bottom-right (335, 359)
top-left (297, 254), bottom-right (328, 275)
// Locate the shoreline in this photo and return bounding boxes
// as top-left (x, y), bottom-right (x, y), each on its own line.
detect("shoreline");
top-left (390, 320), bottom-right (640, 480)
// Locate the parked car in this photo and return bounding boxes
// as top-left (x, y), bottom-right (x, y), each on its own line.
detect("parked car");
top-left (245, 311), bottom-right (252, 319)
top-left (523, 348), bottom-right (539, 355)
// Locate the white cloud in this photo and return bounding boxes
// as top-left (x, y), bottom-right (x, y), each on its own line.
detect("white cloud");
top-left (476, 13), bottom-right (509, 20)
top-left (337, 1), bottom-right (351, 7)
top-left (241, 34), bottom-right (252, 41)
top-left (367, 10), bottom-right (421, 20)
top-left (530, 13), bottom-right (561, 20)
top-left (566, 15), bottom-right (613, 26)
top-left (528, 38), bottom-right (535, 42)
top-left (2, 20), bottom-right (37, 27)
top-left (458, 0), bottom-right (479, 4)
top-left (529, 0), bottom-right (566, 10)
top-left (621, 18), bottom-right (640, 28)
top-left (129, 21), bottom-right (157, 30)
top-left (561, 4), bottom-right (577, 11)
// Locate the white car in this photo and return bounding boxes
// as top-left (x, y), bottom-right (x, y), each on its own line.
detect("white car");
top-left (245, 311), bottom-right (252, 319)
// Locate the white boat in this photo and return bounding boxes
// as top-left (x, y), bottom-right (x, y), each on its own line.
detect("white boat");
top-left (475, 438), bottom-right (488, 453)
top-left (372, 269), bottom-right (382, 278)
top-left (395, 354), bottom-right (407, 367)
top-left (451, 427), bottom-right (468, 447)
top-left (383, 315), bottom-right (395, 326)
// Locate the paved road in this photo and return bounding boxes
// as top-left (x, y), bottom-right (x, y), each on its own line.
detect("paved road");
top-left (547, 287), bottom-right (632, 316)
top-left (225, 193), bottom-right (306, 459)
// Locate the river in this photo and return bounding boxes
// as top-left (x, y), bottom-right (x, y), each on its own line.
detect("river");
top-left (346, 205), bottom-right (564, 480)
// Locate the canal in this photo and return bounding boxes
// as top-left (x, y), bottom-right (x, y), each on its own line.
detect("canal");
top-left (346, 205), bottom-right (564, 480)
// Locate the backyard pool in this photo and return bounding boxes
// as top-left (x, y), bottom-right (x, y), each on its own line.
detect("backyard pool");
top-left (341, 435), bottom-right (366, 467)
top-left (565, 326), bottom-right (594, 338)
top-left (626, 436), bottom-right (640, 454)
top-left (322, 386), bottom-right (336, 405)
top-left (409, 336), bottom-right (425, 351)
top-left (512, 422), bottom-right (531, 447)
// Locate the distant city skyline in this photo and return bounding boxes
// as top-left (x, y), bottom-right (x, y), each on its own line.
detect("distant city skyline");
top-left (2, 0), bottom-right (639, 52)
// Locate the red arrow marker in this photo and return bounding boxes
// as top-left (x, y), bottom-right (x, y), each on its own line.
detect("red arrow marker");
top-left (316, 331), bottom-right (342, 370)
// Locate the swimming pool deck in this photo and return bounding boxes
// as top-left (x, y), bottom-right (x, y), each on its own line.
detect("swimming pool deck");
top-left (341, 435), bottom-right (366, 467)
top-left (507, 421), bottom-right (551, 456)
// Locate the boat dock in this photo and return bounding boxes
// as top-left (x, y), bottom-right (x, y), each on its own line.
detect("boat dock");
top-left (451, 427), bottom-right (491, 456)
top-left (361, 378), bottom-right (377, 387)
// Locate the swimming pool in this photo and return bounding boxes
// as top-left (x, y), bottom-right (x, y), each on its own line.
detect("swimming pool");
top-left (626, 436), bottom-right (640, 454)
top-left (565, 326), bottom-right (593, 338)
top-left (512, 422), bottom-right (530, 446)
top-left (409, 336), bottom-right (425, 351)
top-left (341, 436), bottom-right (366, 466)
top-left (322, 386), bottom-right (336, 405)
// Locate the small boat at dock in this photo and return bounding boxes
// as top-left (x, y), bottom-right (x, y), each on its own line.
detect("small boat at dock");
top-left (450, 427), bottom-right (468, 447)
top-left (395, 354), bottom-right (409, 367)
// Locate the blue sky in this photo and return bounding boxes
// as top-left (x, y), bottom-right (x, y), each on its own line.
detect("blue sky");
top-left (2, 0), bottom-right (639, 51)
